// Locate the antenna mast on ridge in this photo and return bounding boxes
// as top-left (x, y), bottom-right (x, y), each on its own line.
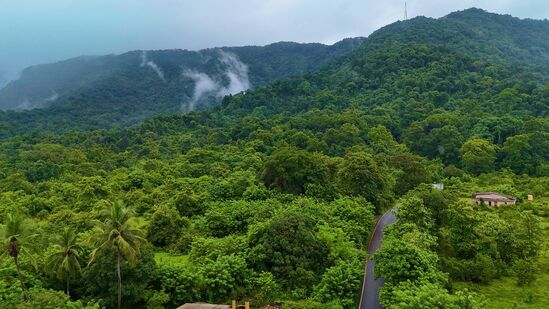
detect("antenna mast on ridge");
top-left (404, 2), bottom-right (408, 20)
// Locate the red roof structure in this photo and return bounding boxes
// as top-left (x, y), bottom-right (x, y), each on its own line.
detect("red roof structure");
top-left (472, 192), bottom-right (516, 207)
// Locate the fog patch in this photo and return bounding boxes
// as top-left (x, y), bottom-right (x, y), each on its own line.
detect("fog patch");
top-left (216, 50), bottom-right (250, 96)
top-left (17, 98), bottom-right (32, 110)
top-left (140, 51), bottom-right (165, 81)
top-left (14, 89), bottom-right (59, 110)
top-left (44, 89), bottom-right (59, 102)
top-left (182, 50), bottom-right (250, 112)
top-left (182, 70), bottom-right (219, 112)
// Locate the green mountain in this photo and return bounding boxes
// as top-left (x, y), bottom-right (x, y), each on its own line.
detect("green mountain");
top-left (360, 8), bottom-right (549, 72)
top-left (0, 39), bottom-right (364, 127)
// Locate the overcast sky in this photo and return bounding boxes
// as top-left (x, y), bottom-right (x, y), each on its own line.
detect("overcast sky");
top-left (0, 0), bottom-right (547, 85)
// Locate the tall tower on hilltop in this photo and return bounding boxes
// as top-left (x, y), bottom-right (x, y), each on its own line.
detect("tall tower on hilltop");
top-left (404, 2), bottom-right (408, 20)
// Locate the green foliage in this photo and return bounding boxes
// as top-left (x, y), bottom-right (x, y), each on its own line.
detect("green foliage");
top-left (87, 202), bottom-right (148, 308)
top-left (337, 151), bottom-right (394, 211)
top-left (326, 197), bottom-right (376, 247)
top-left (0, 8), bottom-right (547, 308)
top-left (147, 205), bottom-right (185, 248)
top-left (380, 281), bottom-right (484, 309)
top-left (0, 213), bottom-right (37, 297)
top-left (248, 206), bottom-right (329, 290)
top-left (6, 287), bottom-right (99, 309)
top-left (261, 147), bottom-right (331, 194)
top-left (501, 133), bottom-right (549, 175)
top-left (396, 196), bottom-right (434, 233)
top-left (513, 258), bottom-right (539, 286)
top-left (88, 202), bottom-right (147, 267)
top-left (155, 263), bottom-right (202, 308)
top-left (389, 152), bottom-right (432, 195)
top-left (45, 227), bottom-right (83, 295)
top-left (374, 233), bottom-right (440, 285)
top-left (78, 246), bottom-right (157, 308)
top-left (460, 138), bottom-right (498, 175)
top-left (248, 271), bottom-right (281, 306)
top-left (144, 290), bottom-right (170, 309)
top-left (189, 235), bottom-right (248, 262)
top-left (312, 260), bottom-right (363, 308)
top-left (201, 254), bottom-right (250, 303)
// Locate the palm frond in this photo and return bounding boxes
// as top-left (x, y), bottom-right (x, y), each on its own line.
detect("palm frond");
top-left (20, 247), bottom-right (37, 270)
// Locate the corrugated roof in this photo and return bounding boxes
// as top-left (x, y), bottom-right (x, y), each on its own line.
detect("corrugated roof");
top-left (473, 192), bottom-right (516, 201)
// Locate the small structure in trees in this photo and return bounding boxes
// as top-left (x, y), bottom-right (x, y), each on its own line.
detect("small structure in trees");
top-left (177, 301), bottom-right (251, 309)
top-left (472, 192), bottom-right (516, 207)
top-left (177, 303), bottom-right (230, 309)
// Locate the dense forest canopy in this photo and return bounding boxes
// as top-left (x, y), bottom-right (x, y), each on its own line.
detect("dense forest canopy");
top-left (0, 8), bottom-right (547, 309)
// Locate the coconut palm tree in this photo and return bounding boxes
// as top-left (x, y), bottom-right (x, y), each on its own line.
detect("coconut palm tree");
top-left (46, 227), bottom-right (83, 296)
top-left (0, 213), bottom-right (37, 298)
top-left (88, 202), bottom-right (146, 309)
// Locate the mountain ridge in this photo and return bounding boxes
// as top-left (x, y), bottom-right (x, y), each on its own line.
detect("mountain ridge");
top-left (0, 38), bottom-right (365, 111)
top-left (0, 8), bottom-right (547, 139)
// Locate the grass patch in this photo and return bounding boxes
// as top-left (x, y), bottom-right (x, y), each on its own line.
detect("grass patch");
top-left (154, 252), bottom-right (190, 265)
top-left (455, 199), bottom-right (549, 309)
top-left (454, 273), bottom-right (549, 309)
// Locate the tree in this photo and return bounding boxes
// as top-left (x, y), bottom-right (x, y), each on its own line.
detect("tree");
top-left (201, 254), bottom-right (250, 303)
top-left (337, 151), bottom-right (394, 212)
top-left (261, 147), bottom-right (330, 194)
top-left (495, 88), bottom-right (522, 112)
top-left (156, 263), bottom-right (203, 308)
top-left (389, 153), bottom-right (431, 195)
top-left (374, 235), bottom-right (440, 285)
top-left (380, 281), bottom-right (484, 309)
top-left (412, 184), bottom-right (456, 228)
top-left (88, 202), bottom-right (147, 309)
top-left (3, 287), bottom-right (100, 309)
top-left (78, 246), bottom-right (156, 308)
top-left (249, 271), bottom-right (281, 306)
top-left (313, 260), bottom-right (363, 308)
top-left (328, 197), bottom-right (376, 248)
top-left (46, 227), bottom-right (83, 296)
top-left (501, 133), bottom-right (548, 175)
top-left (146, 205), bottom-right (185, 248)
top-left (248, 207), bottom-right (329, 290)
top-left (396, 196), bottom-right (434, 233)
top-left (426, 125), bottom-right (464, 165)
top-left (0, 213), bottom-right (37, 298)
top-left (513, 258), bottom-right (538, 286)
top-left (460, 138), bottom-right (497, 175)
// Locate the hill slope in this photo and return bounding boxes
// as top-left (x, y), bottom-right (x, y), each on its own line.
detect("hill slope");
top-left (0, 8), bottom-right (547, 141)
top-left (359, 8), bottom-right (549, 72)
top-left (0, 39), bottom-right (364, 113)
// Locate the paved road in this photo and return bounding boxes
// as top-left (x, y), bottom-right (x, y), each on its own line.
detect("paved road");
top-left (358, 210), bottom-right (396, 309)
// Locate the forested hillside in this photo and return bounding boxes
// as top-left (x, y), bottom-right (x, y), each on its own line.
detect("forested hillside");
top-left (0, 8), bottom-right (547, 309)
top-left (0, 38), bottom-right (364, 133)
top-left (2, 8), bottom-right (548, 138)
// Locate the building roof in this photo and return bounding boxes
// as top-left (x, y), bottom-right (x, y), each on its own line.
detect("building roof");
top-left (177, 304), bottom-right (231, 309)
top-left (472, 192), bottom-right (516, 201)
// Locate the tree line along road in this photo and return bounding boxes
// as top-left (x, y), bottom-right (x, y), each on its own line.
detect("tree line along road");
top-left (358, 210), bottom-right (396, 309)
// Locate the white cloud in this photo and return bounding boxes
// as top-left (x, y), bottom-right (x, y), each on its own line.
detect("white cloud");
top-left (140, 51), bottom-right (165, 81)
top-left (182, 51), bottom-right (250, 111)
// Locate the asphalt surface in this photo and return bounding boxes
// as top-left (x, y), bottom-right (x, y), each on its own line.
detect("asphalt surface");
top-left (358, 210), bottom-right (396, 309)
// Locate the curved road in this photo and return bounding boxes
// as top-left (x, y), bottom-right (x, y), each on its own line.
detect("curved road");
top-left (358, 210), bottom-right (396, 309)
